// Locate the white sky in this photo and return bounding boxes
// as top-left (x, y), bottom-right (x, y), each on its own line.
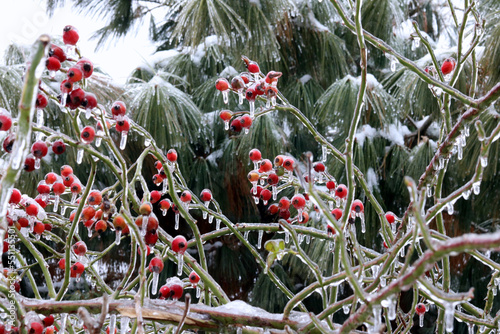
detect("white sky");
top-left (0, 0), bottom-right (157, 84)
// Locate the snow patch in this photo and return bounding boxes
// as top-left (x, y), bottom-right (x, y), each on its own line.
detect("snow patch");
top-left (146, 49), bottom-right (180, 67)
top-left (249, 0), bottom-right (261, 9)
top-left (206, 149), bottom-right (223, 165)
top-left (215, 300), bottom-right (281, 320)
top-left (379, 123), bottom-right (411, 146)
top-left (220, 66), bottom-right (238, 78)
top-left (299, 74), bottom-right (312, 85)
top-left (191, 35), bottom-right (219, 66)
top-left (307, 11), bottom-right (329, 32)
top-left (355, 124), bottom-right (378, 147)
top-left (366, 168), bottom-right (379, 192)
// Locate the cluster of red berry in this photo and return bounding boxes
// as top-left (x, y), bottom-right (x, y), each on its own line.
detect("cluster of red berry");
top-left (216, 57), bottom-right (282, 133)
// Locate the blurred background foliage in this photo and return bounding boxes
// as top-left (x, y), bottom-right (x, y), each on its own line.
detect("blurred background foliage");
top-left (2, 0), bottom-right (500, 331)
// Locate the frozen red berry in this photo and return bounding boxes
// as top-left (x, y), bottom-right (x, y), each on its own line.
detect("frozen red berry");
top-left (326, 180), bottom-right (336, 192)
top-left (159, 199), bottom-right (171, 211)
top-left (60, 79), bottom-right (73, 94)
top-left (73, 241), bottom-right (87, 256)
top-left (67, 67), bottom-right (83, 83)
top-left (291, 194), bottom-right (306, 209)
top-left (49, 44), bottom-right (66, 62)
top-left (24, 154), bottom-right (36, 172)
top-left (172, 235), bottom-right (188, 254)
top-left (215, 78), bottom-right (229, 91)
top-left (167, 148), bottom-right (178, 162)
top-left (0, 109), bottom-right (12, 131)
top-left (3, 133), bottom-right (15, 153)
top-left (259, 159), bottom-right (273, 173)
top-left (415, 303), bottom-right (426, 315)
top-left (43, 315), bottom-right (55, 327)
top-left (189, 271), bottom-right (200, 285)
top-left (351, 200), bottom-right (364, 213)
top-left (70, 262), bottom-right (85, 277)
top-left (139, 202), bottom-right (152, 216)
top-left (180, 190), bottom-right (192, 203)
top-left (28, 322), bottom-right (44, 334)
top-left (46, 57), bottom-right (61, 72)
top-left (385, 211), bottom-right (397, 224)
top-left (150, 190), bottom-right (161, 204)
top-left (148, 257), bottom-right (164, 273)
top-left (61, 165), bottom-right (73, 177)
top-left (313, 162), bottom-right (326, 173)
top-left (88, 190), bottom-right (102, 206)
top-left (200, 189), bottom-right (212, 202)
top-left (332, 208), bottom-right (343, 220)
top-left (159, 285), bottom-right (171, 299)
top-left (267, 173), bottom-right (279, 185)
top-left (282, 157), bottom-right (295, 171)
top-left (260, 188), bottom-right (272, 202)
top-left (249, 149), bottom-right (262, 162)
top-left (31, 141), bottom-right (48, 159)
top-left (242, 56), bottom-right (260, 74)
top-left (335, 184), bottom-right (348, 199)
top-left (265, 71), bottom-right (282, 84)
top-left (9, 188), bottom-right (22, 204)
top-left (81, 126), bottom-right (95, 143)
top-left (69, 88), bottom-right (85, 106)
top-left (230, 117), bottom-right (243, 132)
top-left (441, 58), bottom-right (456, 75)
top-left (219, 110), bottom-right (232, 122)
top-left (95, 219), bottom-right (107, 234)
top-left (240, 114), bottom-right (253, 129)
top-left (58, 258), bottom-right (66, 270)
top-left (279, 197), bottom-right (290, 210)
top-left (111, 101), bottom-right (127, 117)
top-left (115, 117), bottom-right (130, 133)
top-left (76, 58), bottom-right (93, 78)
top-left (62, 25), bottom-right (79, 45)
top-left (81, 92), bottom-right (97, 110)
top-left (36, 92), bottom-right (48, 109)
top-left (245, 86), bottom-right (256, 102)
top-left (52, 140), bottom-right (66, 154)
top-left (33, 221), bottom-right (45, 235)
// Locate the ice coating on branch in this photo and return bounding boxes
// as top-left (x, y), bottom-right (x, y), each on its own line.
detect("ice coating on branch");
top-left (214, 300), bottom-right (282, 320)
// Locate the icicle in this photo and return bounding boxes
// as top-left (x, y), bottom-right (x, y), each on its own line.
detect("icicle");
top-left (481, 156), bottom-right (488, 168)
top-left (60, 93), bottom-right (68, 108)
top-left (119, 132), bottom-right (128, 150)
top-left (177, 253), bottom-right (184, 276)
top-left (468, 324), bottom-right (474, 334)
top-left (249, 101), bottom-right (255, 119)
top-left (329, 201), bottom-right (334, 211)
top-left (457, 144), bottom-right (463, 160)
top-left (254, 196), bottom-right (259, 204)
top-left (391, 222), bottom-right (396, 234)
top-left (439, 156), bottom-right (445, 170)
top-left (272, 186), bottom-right (277, 200)
top-left (343, 304), bottom-right (350, 314)
top-left (208, 215), bottom-right (214, 224)
top-left (95, 136), bottom-right (102, 147)
top-left (87, 226), bottom-right (92, 238)
top-left (266, 100), bottom-right (271, 108)
top-left (151, 272), bottom-right (159, 294)
top-left (120, 317), bottom-right (130, 334)
top-left (175, 213), bottom-right (180, 230)
top-left (473, 181), bottom-right (481, 195)
top-left (144, 138), bottom-right (151, 147)
top-left (35, 158), bottom-right (41, 169)
top-left (141, 215), bottom-right (148, 236)
top-left (322, 145), bottom-right (327, 162)
top-left (162, 179), bottom-right (168, 193)
top-left (446, 202), bottom-right (454, 215)
top-left (444, 303), bottom-right (454, 333)
top-left (222, 91), bottom-right (229, 104)
top-left (244, 128), bottom-right (249, 134)
top-left (224, 120), bottom-right (229, 130)
top-left (412, 37), bottom-right (420, 50)
top-left (61, 205), bottom-right (67, 215)
top-left (372, 305), bottom-right (381, 330)
top-left (285, 231), bottom-right (290, 244)
top-left (298, 208), bottom-right (303, 222)
top-left (115, 230), bottom-right (122, 245)
top-left (258, 230), bottom-right (263, 249)
top-left (84, 108), bottom-right (91, 119)
top-left (485, 250), bottom-right (491, 259)
top-left (464, 123), bottom-right (470, 137)
top-left (388, 297), bottom-right (396, 320)
top-left (49, 70), bottom-right (56, 79)
top-left (61, 313), bottom-right (67, 333)
top-left (244, 231), bottom-right (249, 241)
top-left (463, 189), bottom-right (471, 200)
top-left (216, 218), bottom-right (221, 230)
top-left (427, 184), bottom-right (433, 197)
top-left (306, 234), bottom-right (311, 244)
top-left (77, 148), bottom-right (84, 164)
top-left (53, 195), bottom-right (60, 212)
top-left (380, 276), bottom-right (386, 287)
top-left (203, 210), bottom-right (208, 220)
top-left (390, 56), bottom-right (398, 72)
top-left (36, 108), bottom-right (44, 127)
top-left (419, 313), bottom-right (424, 327)
top-left (360, 213), bottom-right (366, 233)
top-left (109, 315), bottom-right (116, 334)
top-left (399, 245), bottom-right (405, 257)
top-left (238, 91), bottom-right (244, 105)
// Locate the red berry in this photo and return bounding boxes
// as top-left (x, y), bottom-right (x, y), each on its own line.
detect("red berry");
top-left (43, 315), bottom-right (55, 327)
top-left (0, 109), bottom-right (12, 131)
top-left (245, 86), bottom-right (256, 102)
top-left (255, 81), bottom-right (266, 95)
top-left (313, 162), bottom-right (326, 173)
top-left (200, 189), bottom-right (212, 202)
top-left (159, 285), bottom-right (171, 299)
top-left (52, 182), bottom-right (65, 196)
top-left (150, 190), bottom-right (161, 204)
top-left (111, 101), bottom-right (127, 117)
top-left (31, 141), bottom-right (48, 158)
top-left (81, 126), bottom-right (95, 143)
top-left (282, 157), bottom-right (295, 171)
top-left (231, 76), bottom-right (245, 90)
top-left (70, 182), bottom-right (82, 195)
top-left (230, 117), bottom-right (243, 132)
top-left (145, 230), bottom-right (159, 245)
top-left (215, 78), bottom-right (229, 91)
top-left (95, 219), bottom-right (107, 234)
top-left (9, 188), bottom-right (21, 204)
top-left (267, 173), bottom-right (279, 185)
top-left (243, 57), bottom-right (260, 74)
top-left (3, 133), bottom-right (15, 153)
top-left (327, 224), bottom-right (335, 235)
top-left (67, 67), bottom-right (83, 83)
top-left (219, 110), bottom-right (232, 122)
top-left (332, 208), bottom-right (343, 220)
top-left (81, 206), bottom-right (96, 221)
top-left (33, 222), bottom-right (45, 235)
top-left (70, 262), bottom-right (85, 277)
top-left (240, 114), bottom-right (253, 129)
top-left (45, 326), bottom-right (55, 334)
top-left (326, 180), bottom-right (336, 191)
top-left (73, 241), bottom-right (87, 256)
top-left (385, 211), bottom-right (397, 224)
top-left (335, 184), bottom-right (348, 199)
top-left (29, 322), bottom-right (44, 334)
top-left (76, 58), bottom-right (93, 78)
top-left (415, 303), bottom-right (426, 315)
top-left (139, 202), bottom-right (152, 216)
top-left (189, 271), bottom-right (200, 285)
top-left (152, 174), bottom-right (164, 185)
top-left (36, 93), bottom-right (48, 109)
top-left (279, 209), bottom-right (291, 219)
top-left (240, 72), bottom-right (252, 84)
top-left (259, 159), bottom-right (273, 173)
top-left (52, 140), bottom-right (66, 154)
top-left (24, 154), bottom-right (36, 172)
top-left (63, 25), bottom-right (79, 45)
top-left (260, 188), bottom-right (272, 202)
top-left (351, 200), bottom-right (364, 213)
top-left (46, 57), bottom-right (61, 72)
top-left (60, 79), bottom-right (73, 93)
top-left (149, 257), bottom-right (164, 273)
top-left (69, 88), bottom-right (85, 106)
top-left (265, 71), bottom-right (282, 84)
top-left (159, 199), bottom-right (171, 211)
top-left (180, 190), bottom-right (192, 203)
top-left (61, 165), bottom-right (73, 177)
top-left (49, 44), bottom-right (66, 62)
top-left (115, 117), bottom-right (130, 132)
top-left (58, 259), bottom-right (66, 270)
top-left (168, 280), bottom-right (184, 300)
top-left (279, 197), bottom-right (290, 210)
top-left (268, 203), bottom-right (279, 215)
top-left (291, 194), bottom-right (306, 209)
top-left (82, 92), bottom-right (97, 110)
top-left (249, 149), bottom-right (262, 162)
top-left (299, 211), bottom-right (309, 224)
top-left (37, 181), bottom-right (51, 195)
top-left (87, 190), bottom-right (102, 206)
top-left (167, 148), bottom-right (178, 162)
top-left (172, 235), bottom-right (188, 254)
top-left (441, 58), bottom-right (456, 75)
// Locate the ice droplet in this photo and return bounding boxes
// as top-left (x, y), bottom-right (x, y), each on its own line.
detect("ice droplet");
top-left (343, 304), bottom-right (350, 314)
top-left (115, 230), bottom-right (122, 245)
top-left (467, 323), bottom-right (474, 334)
top-left (244, 231), bottom-right (249, 241)
top-left (53, 195), bottom-right (60, 212)
top-left (162, 179), bottom-right (168, 193)
top-left (35, 158), bottom-right (41, 169)
top-left (144, 138), bottom-right (151, 147)
top-left (208, 215), bottom-right (214, 224)
top-left (224, 120), bottom-right (229, 130)
top-left (306, 234), bottom-right (311, 244)
top-left (444, 303), bottom-right (454, 332)
top-left (473, 181), bottom-right (481, 195)
top-left (36, 108), bottom-right (44, 127)
top-left (222, 90), bottom-right (229, 104)
top-left (177, 253), bottom-right (183, 276)
top-left (109, 314), bottom-right (116, 334)
top-left (120, 317), bottom-right (130, 334)
top-left (446, 202), bottom-right (454, 215)
top-left (258, 230), bottom-right (263, 249)
top-left (419, 313), bottom-right (424, 327)
top-left (322, 145), bottom-right (327, 162)
top-left (119, 132), bottom-right (128, 150)
top-left (238, 91), bottom-right (244, 105)
top-left (380, 276), bottom-right (386, 287)
top-left (427, 184), bottom-right (433, 197)
top-left (388, 297), bottom-right (396, 320)
top-left (76, 148), bottom-right (84, 164)
top-left (250, 101), bottom-right (255, 119)
top-left (360, 213), bottom-right (366, 233)
top-left (60, 313), bottom-right (67, 333)
top-left (285, 231), bottom-right (290, 244)
top-left (216, 218), bottom-right (221, 230)
top-left (462, 189), bottom-right (471, 200)
top-left (372, 305), bottom-right (381, 330)
top-left (175, 213), bottom-right (180, 230)
top-left (196, 286), bottom-right (201, 298)
top-left (481, 156), bottom-right (488, 168)
top-left (390, 57), bottom-right (398, 72)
